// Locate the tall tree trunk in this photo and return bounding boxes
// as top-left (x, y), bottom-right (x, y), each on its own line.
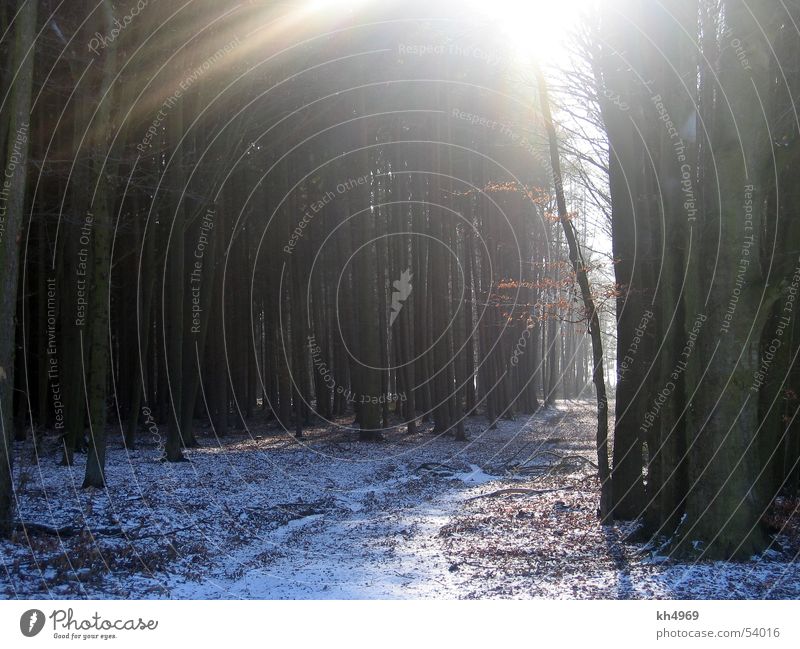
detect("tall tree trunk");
top-left (164, 64), bottom-right (186, 461)
top-left (0, 0), bottom-right (36, 534)
top-left (593, 0), bottom-right (650, 520)
top-left (673, 0), bottom-right (777, 559)
top-left (82, 1), bottom-right (119, 488)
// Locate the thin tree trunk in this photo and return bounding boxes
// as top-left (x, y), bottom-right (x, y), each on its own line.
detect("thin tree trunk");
top-left (537, 66), bottom-right (612, 522)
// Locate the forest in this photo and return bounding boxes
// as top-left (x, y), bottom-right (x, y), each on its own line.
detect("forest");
top-left (1, 0), bottom-right (800, 600)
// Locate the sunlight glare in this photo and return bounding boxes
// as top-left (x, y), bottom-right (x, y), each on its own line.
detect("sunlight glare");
top-left (464, 0), bottom-right (593, 64)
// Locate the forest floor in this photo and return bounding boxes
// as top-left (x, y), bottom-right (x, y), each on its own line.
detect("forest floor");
top-left (2, 400), bottom-right (799, 599)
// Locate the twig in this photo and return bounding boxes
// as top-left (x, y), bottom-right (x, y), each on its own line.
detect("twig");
top-left (467, 487), bottom-right (574, 501)
top-left (15, 518), bottom-right (206, 541)
top-left (507, 454), bottom-right (599, 475)
top-left (415, 462), bottom-right (458, 474)
top-left (14, 522), bottom-right (123, 537)
top-left (127, 519), bottom-right (210, 540)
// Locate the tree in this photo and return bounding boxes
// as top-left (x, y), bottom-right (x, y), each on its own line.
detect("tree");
top-left (0, 0), bottom-right (36, 535)
top-left (537, 65), bottom-right (612, 521)
top-left (82, 0), bottom-right (121, 488)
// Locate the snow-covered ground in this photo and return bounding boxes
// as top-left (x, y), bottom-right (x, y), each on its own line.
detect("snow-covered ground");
top-left (2, 401), bottom-right (798, 599)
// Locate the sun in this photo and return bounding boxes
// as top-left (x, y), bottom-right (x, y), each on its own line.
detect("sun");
top-left (464, 0), bottom-right (595, 65)
top-left (303, 0), bottom-right (595, 67)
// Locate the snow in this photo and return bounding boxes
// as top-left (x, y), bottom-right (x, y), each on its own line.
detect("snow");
top-left (453, 464), bottom-right (498, 485)
top-left (1, 401), bottom-right (799, 599)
